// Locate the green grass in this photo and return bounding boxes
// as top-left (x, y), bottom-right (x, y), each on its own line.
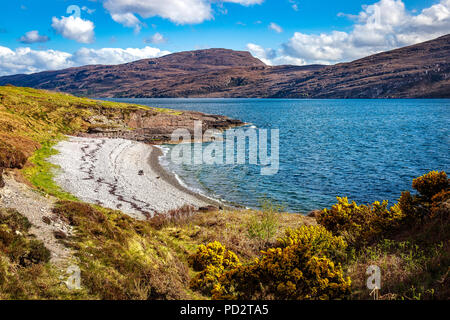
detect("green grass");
top-left (22, 137), bottom-right (78, 201)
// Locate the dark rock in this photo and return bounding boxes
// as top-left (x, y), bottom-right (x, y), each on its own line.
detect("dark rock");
top-left (0, 168), bottom-right (4, 189)
top-left (198, 205), bottom-right (219, 213)
top-left (53, 230), bottom-right (67, 239)
top-left (42, 216), bottom-right (52, 225)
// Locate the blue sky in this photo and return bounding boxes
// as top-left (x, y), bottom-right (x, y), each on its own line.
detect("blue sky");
top-left (0, 0), bottom-right (449, 75)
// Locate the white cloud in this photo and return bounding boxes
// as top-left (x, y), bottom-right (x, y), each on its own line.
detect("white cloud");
top-left (144, 32), bottom-right (167, 44)
top-left (81, 6), bottom-right (96, 14)
top-left (246, 43), bottom-right (276, 65)
top-left (0, 46), bottom-right (170, 76)
top-left (111, 13), bottom-right (143, 33)
top-left (71, 46), bottom-right (170, 65)
top-left (289, 0), bottom-right (299, 11)
top-left (246, 43), bottom-right (307, 66)
top-left (269, 22), bottom-right (283, 33)
top-left (280, 0), bottom-right (450, 65)
top-left (51, 16), bottom-right (95, 44)
top-left (103, 0), bottom-right (264, 27)
top-left (19, 30), bottom-right (50, 44)
top-left (0, 47), bottom-right (72, 76)
top-left (104, 0), bottom-right (212, 25)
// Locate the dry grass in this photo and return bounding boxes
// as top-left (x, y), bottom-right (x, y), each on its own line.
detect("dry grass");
top-left (347, 201), bottom-right (450, 300)
top-left (47, 200), bottom-right (314, 300)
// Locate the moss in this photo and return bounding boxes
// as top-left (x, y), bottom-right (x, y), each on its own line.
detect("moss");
top-left (22, 138), bottom-right (77, 200)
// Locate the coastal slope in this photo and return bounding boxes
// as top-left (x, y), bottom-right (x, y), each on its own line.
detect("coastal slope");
top-left (0, 35), bottom-right (448, 98)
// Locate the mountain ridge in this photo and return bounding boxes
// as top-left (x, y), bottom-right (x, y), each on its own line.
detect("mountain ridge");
top-left (0, 35), bottom-right (449, 98)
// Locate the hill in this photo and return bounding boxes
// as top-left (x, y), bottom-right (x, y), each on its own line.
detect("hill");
top-left (0, 35), bottom-right (449, 98)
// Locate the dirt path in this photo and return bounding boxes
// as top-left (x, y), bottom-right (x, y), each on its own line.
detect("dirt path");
top-left (0, 173), bottom-right (72, 265)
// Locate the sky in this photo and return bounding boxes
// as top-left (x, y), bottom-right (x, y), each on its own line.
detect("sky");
top-left (0, 0), bottom-right (449, 76)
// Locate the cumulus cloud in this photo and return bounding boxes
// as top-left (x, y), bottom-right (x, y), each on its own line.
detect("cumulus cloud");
top-left (269, 22), bottom-right (283, 33)
top-left (19, 30), bottom-right (50, 44)
top-left (0, 47), bottom-right (72, 76)
top-left (71, 46), bottom-right (170, 65)
top-left (144, 32), bottom-right (167, 44)
top-left (111, 13), bottom-right (143, 33)
top-left (51, 16), bottom-right (95, 44)
top-left (0, 46), bottom-right (170, 76)
top-left (246, 43), bottom-right (307, 66)
top-left (246, 43), bottom-right (276, 65)
top-left (280, 0), bottom-right (450, 65)
top-left (103, 0), bottom-right (264, 28)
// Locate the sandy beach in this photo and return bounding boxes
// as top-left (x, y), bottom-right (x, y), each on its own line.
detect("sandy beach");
top-left (49, 136), bottom-right (220, 220)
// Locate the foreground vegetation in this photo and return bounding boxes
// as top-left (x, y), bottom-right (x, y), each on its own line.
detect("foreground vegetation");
top-left (0, 86), bottom-right (448, 300)
top-left (188, 171), bottom-right (449, 300)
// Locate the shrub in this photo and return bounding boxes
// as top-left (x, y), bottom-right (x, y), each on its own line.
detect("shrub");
top-left (18, 240), bottom-right (51, 267)
top-left (54, 201), bottom-right (106, 227)
top-left (278, 225), bottom-right (348, 264)
top-left (213, 225), bottom-right (351, 300)
top-left (247, 200), bottom-right (281, 243)
top-left (397, 172), bottom-right (449, 221)
top-left (0, 208), bottom-right (32, 233)
top-left (189, 241), bottom-right (240, 295)
top-left (0, 140), bottom-right (27, 169)
top-left (189, 241), bottom-right (240, 272)
top-left (54, 201), bottom-right (191, 300)
top-left (412, 171), bottom-right (448, 199)
top-left (0, 208), bottom-right (50, 267)
top-left (317, 197), bottom-right (405, 246)
top-left (147, 205), bottom-right (195, 230)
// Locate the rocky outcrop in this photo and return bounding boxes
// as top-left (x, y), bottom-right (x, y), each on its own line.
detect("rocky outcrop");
top-left (79, 107), bottom-right (243, 144)
top-left (0, 35), bottom-right (449, 98)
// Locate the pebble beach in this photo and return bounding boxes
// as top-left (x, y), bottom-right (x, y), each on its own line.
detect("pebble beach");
top-left (49, 136), bottom-right (218, 220)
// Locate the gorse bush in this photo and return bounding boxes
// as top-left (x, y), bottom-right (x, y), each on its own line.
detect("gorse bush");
top-left (278, 225), bottom-right (348, 264)
top-left (189, 241), bottom-right (240, 294)
top-left (317, 172), bottom-right (449, 246)
top-left (317, 197), bottom-right (405, 246)
top-left (412, 171), bottom-right (448, 199)
top-left (212, 226), bottom-right (351, 300)
top-left (189, 241), bottom-right (240, 272)
top-left (397, 171), bottom-right (449, 221)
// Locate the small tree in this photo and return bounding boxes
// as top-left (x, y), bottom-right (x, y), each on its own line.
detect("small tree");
top-left (247, 199), bottom-right (283, 243)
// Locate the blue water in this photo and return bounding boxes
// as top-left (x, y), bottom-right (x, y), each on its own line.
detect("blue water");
top-left (105, 98), bottom-right (450, 213)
